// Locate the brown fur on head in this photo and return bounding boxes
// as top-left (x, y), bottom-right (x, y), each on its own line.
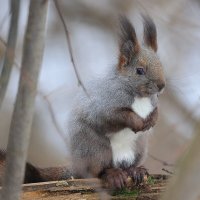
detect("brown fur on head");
top-left (118, 15), bottom-right (165, 97)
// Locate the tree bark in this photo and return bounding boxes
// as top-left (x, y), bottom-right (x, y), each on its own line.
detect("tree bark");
top-left (0, 1), bottom-right (49, 200)
top-left (0, 0), bottom-right (20, 108)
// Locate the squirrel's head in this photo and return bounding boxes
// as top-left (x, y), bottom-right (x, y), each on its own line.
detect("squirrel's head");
top-left (117, 15), bottom-right (165, 97)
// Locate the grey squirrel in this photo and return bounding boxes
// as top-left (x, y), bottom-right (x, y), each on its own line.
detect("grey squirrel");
top-left (67, 15), bottom-right (165, 189)
top-left (0, 15), bottom-right (165, 189)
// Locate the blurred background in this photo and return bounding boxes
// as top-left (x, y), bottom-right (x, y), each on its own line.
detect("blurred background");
top-left (0, 0), bottom-right (199, 175)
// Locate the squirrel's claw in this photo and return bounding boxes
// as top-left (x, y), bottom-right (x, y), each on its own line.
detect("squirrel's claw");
top-left (126, 166), bottom-right (149, 185)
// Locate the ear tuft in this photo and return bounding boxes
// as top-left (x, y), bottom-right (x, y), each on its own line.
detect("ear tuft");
top-left (118, 16), bottom-right (140, 68)
top-left (142, 15), bottom-right (157, 52)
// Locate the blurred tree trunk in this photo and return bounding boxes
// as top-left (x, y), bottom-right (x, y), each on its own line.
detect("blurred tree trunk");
top-left (0, 1), bottom-right (49, 200)
top-left (0, 0), bottom-right (20, 108)
top-left (162, 124), bottom-right (200, 200)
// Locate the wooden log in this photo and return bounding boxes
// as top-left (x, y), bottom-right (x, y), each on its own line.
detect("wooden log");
top-left (1, 174), bottom-right (169, 200)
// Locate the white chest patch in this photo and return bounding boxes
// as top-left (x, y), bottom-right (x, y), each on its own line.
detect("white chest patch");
top-left (131, 97), bottom-right (153, 119)
top-left (107, 128), bottom-right (139, 167)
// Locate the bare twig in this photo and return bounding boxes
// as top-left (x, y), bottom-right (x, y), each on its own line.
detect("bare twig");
top-left (0, 36), bottom-right (66, 140)
top-left (148, 153), bottom-right (175, 167)
top-left (0, 1), bottom-right (49, 200)
top-left (38, 91), bottom-right (65, 140)
top-left (0, 36), bottom-right (21, 70)
top-left (162, 168), bottom-right (174, 175)
top-left (53, 0), bottom-right (89, 97)
top-left (0, 0), bottom-right (20, 109)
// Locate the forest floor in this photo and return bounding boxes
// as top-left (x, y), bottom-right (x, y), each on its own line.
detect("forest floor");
top-left (22, 174), bottom-right (169, 200)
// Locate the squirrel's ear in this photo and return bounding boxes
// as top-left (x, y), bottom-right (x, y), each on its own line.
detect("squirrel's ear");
top-left (118, 16), bottom-right (140, 68)
top-left (142, 15), bottom-right (157, 52)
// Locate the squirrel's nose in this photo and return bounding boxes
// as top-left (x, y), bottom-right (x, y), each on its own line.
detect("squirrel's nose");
top-left (157, 82), bottom-right (165, 92)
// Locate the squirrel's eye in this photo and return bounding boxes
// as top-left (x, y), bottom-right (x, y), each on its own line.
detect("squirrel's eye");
top-left (136, 67), bottom-right (145, 75)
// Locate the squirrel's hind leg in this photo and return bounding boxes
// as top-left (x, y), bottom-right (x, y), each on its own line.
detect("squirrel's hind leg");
top-left (126, 166), bottom-right (149, 185)
top-left (70, 130), bottom-right (113, 179)
top-left (100, 168), bottom-right (128, 189)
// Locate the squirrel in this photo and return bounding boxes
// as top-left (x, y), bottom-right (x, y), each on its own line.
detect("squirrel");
top-left (67, 15), bottom-right (165, 189)
top-left (0, 16), bottom-right (165, 189)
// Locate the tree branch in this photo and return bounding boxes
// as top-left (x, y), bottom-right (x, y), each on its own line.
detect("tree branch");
top-left (0, 1), bottom-right (49, 200)
top-left (0, 0), bottom-right (20, 109)
top-left (53, 0), bottom-right (89, 97)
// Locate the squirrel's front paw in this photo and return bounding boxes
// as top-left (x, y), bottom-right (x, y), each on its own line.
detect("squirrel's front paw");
top-left (131, 120), bottom-right (147, 133)
top-left (138, 107), bottom-right (158, 132)
top-left (102, 168), bottom-right (128, 189)
top-left (143, 107), bottom-right (158, 131)
top-left (131, 118), bottom-right (145, 133)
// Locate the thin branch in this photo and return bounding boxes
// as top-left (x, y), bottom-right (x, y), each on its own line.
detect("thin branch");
top-left (53, 0), bottom-right (89, 97)
top-left (0, 0), bottom-right (20, 109)
top-left (0, 36), bottom-right (66, 140)
top-left (0, 36), bottom-right (21, 70)
top-left (0, 1), bottom-right (49, 200)
top-left (162, 168), bottom-right (174, 175)
top-left (38, 91), bottom-right (65, 140)
top-left (148, 153), bottom-right (175, 167)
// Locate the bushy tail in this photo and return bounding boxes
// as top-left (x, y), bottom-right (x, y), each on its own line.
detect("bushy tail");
top-left (0, 150), bottom-right (71, 185)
